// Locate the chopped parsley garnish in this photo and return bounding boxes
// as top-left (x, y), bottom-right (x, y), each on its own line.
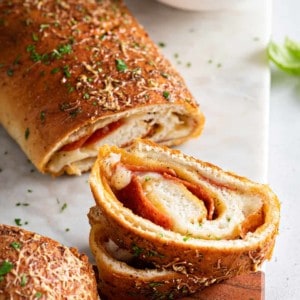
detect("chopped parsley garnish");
top-left (13, 54), bottom-right (21, 65)
top-left (51, 67), bottom-right (60, 74)
top-left (20, 274), bottom-right (28, 286)
top-left (60, 202), bottom-right (67, 212)
top-left (115, 59), bottom-right (127, 72)
top-left (62, 65), bottom-right (71, 78)
top-left (16, 202), bottom-right (29, 207)
top-left (158, 42), bottom-right (166, 48)
top-left (160, 72), bottom-right (169, 79)
top-left (34, 292), bottom-right (43, 299)
top-left (132, 244), bottom-right (143, 257)
top-left (10, 241), bottom-right (22, 250)
top-left (51, 44), bottom-right (72, 59)
top-left (25, 128), bottom-right (30, 140)
top-left (26, 44), bottom-right (48, 63)
top-left (149, 282), bottom-right (164, 288)
top-left (162, 91), bottom-right (170, 100)
top-left (0, 260), bottom-right (14, 281)
top-left (83, 92), bottom-right (90, 99)
top-left (40, 24), bottom-right (50, 31)
top-left (14, 218), bottom-right (22, 226)
top-left (32, 33), bottom-right (39, 42)
top-left (26, 43), bottom-right (72, 64)
top-left (14, 218), bottom-right (28, 226)
top-left (40, 111), bottom-right (46, 122)
top-left (6, 68), bottom-right (14, 77)
top-left (183, 235), bottom-right (191, 242)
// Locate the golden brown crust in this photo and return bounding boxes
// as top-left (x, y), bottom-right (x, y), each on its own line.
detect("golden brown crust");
top-left (89, 140), bottom-right (280, 280)
top-left (0, 0), bottom-right (204, 175)
top-left (0, 224), bottom-right (98, 299)
top-left (88, 208), bottom-right (218, 300)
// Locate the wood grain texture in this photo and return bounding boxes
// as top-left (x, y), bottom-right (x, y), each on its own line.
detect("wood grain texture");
top-left (182, 271), bottom-right (264, 300)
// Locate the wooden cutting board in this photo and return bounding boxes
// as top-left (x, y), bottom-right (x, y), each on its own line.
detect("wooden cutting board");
top-left (182, 271), bottom-right (264, 300)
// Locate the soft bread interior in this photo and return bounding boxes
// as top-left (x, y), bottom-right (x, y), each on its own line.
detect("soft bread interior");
top-left (98, 144), bottom-right (265, 240)
top-left (46, 105), bottom-right (199, 175)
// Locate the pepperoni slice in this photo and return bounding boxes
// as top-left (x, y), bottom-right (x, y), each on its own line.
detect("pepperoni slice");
top-left (60, 120), bottom-right (123, 151)
top-left (116, 175), bottom-right (173, 230)
top-left (123, 164), bottom-right (215, 220)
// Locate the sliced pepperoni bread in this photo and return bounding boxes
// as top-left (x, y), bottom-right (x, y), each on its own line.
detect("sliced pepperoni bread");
top-left (88, 139), bottom-right (280, 298)
top-left (89, 207), bottom-right (216, 300)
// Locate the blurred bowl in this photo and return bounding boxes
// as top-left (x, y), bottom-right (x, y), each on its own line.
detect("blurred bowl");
top-left (155, 0), bottom-right (250, 11)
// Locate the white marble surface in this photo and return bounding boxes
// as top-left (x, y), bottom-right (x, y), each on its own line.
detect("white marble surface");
top-left (127, 0), bottom-right (271, 183)
top-left (0, 0), bottom-right (282, 298)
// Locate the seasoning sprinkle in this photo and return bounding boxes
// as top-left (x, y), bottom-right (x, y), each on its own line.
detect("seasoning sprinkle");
top-left (14, 218), bottom-right (28, 226)
top-left (51, 67), bottom-right (60, 74)
top-left (0, 260), bottom-right (14, 281)
top-left (6, 69), bottom-right (14, 77)
top-left (62, 65), bottom-right (71, 78)
top-left (149, 282), bottom-right (164, 288)
top-left (25, 128), bottom-right (30, 140)
top-left (39, 24), bottom-right (50, 31)
top-left (162, 91), bottom-right (170, 100)
top-left (183, 235), bottom-right (191, 242)
top-left (32, 33), bottom-right (39, 42)
top-left (14, 218), bottom-right (22, 226)
top-left (132, 244), bottom-right (143, 257)
top-left (60, 202), bottom-right (67, 212)
top-left (16, 202), bottom-right (30, 207)
top-left (34, 292), bottom-right (43, 299)
top-left (115, 59), bottom-right (127, 72)
top-left (10, 241), bottom-right (22, 250)
top-left (20, 274), bottom-right (28, 287)
top-left (40, 111), bottom-right (46, 122)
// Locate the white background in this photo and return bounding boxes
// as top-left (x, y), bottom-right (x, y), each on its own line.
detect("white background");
top-left (267, 0), bottom-right (300, 299)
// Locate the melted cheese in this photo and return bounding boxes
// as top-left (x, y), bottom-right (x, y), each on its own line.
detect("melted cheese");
top-left (47, 106), bottom-right (190, 175)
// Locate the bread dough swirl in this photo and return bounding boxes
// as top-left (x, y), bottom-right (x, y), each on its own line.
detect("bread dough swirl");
top-left (88, 208), bottom-right (218, 300)
top-left (89, 140), bottom-right (280, 280)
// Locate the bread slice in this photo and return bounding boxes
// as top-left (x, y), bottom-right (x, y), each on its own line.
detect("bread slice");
top-left (0, 224), bottom-right (98, 299)
top-left (88, 207), bottom-right (219, 300)
top-left (0, 0), bottom-right (204, 176)
top-left (89, 139), bottom-right (280, 280)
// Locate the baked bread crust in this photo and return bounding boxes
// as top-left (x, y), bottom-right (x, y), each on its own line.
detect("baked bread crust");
top-left (88, 207), bottom-right (218, 300)
top-left (89, 140), bottom-right (280, 282)
top-left (0, 224), bottom-right (98, 299)
top-left (0, 0), bottom-right (204, 176)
